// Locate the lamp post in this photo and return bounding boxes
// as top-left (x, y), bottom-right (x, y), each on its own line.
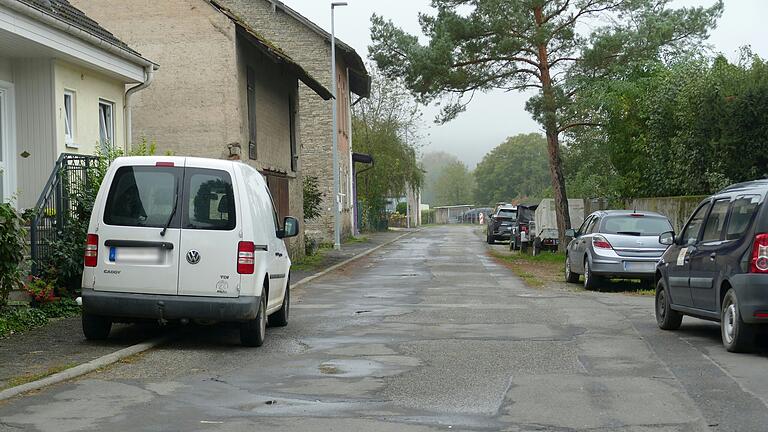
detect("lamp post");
top-left (330, 1), bottom-right (347, 250)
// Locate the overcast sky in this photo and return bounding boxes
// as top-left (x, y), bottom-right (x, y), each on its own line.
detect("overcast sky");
top-left (283, 0), bottom-right (768, 168)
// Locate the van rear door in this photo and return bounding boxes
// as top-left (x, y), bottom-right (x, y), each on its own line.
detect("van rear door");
top-left (96, 158), bottom-right (185, 295)
top-left (177, 164), bottom-right (240, 298)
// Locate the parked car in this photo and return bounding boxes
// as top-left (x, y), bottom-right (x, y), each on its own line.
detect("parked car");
top-left (509, 205), bottom-right (537, 252)
top-left (564, 210), bottom-right (673, 289)
top-left (80, 156), bottom-right (298, 347)
top-left (654, 181), bottom-right (768, 352)
top-left (487, 204), bottom-right (517, 244)
top-left (533, 228), bottom-right (560, 254)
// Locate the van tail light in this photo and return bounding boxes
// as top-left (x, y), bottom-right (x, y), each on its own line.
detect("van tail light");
top-left (237, 241), bottom-right (255, 274)
top-left (592, 235), bottom-right (613, 250)
top-left (84, 234), bottom-right (99, 267)
top-left (750, 233), bottom-right (768, 273)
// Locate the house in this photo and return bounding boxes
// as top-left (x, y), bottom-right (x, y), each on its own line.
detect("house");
top-left (69, 0), bottom-right (333, 257)
top-left (0, 0), bottom-right (157, 210)
top-left (210, 0), bottom-right (371, 242)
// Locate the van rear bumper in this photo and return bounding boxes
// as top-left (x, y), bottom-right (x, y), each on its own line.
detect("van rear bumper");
top-left (82, 289), bottom-right (260, 322)
top-left (730, 274), bottom-right (768, 324)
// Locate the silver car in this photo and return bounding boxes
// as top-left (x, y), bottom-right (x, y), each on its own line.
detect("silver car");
top-left (564, 210), bottom-right (673, 289)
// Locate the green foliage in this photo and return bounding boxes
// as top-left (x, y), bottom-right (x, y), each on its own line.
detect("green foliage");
top-left (41, 140), bottom-right (159, 292)
top-left (0, 203), bottom-right (26, 307)
top-left (434, 161), bottom-right (474, 206)
top-left (0, 306), bottom-right (48, 338)
top-left (24, 276), bottom-right (55, 303)
top-left (420, 151), bottom-right (461, 205)
top-left (353, 66), bottom-right (424, 231)
top-left (396, 201), bottom-right (408, 215)
top-left (566, 51), bottom-right (768, 198)
top-left (303, 176), bottom-right (323, 220)
top-left (474, 133), bottom-right (551, 205)
top-left (38, 298), bottom-right (80, 319)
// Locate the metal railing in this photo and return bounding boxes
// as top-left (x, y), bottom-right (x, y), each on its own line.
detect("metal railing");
top-left (29, 153), bottom-right (99, 273)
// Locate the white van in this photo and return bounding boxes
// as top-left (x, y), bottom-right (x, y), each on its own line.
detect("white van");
top-left (80, 156), bottom-right (298, 346)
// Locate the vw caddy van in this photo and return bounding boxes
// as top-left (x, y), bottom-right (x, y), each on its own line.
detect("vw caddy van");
top-left (81, 156), bottom-right (298, 347)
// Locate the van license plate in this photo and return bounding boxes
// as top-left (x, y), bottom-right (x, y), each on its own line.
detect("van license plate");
top-left (108, 247), bottom-right (163, 265)
top-left (624, 261), bottom-right (655, 272)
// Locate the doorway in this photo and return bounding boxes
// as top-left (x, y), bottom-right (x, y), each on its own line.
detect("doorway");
top-left (0, 80), bottom-right (15, 205)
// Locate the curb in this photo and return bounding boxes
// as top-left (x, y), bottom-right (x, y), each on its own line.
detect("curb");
top-left (293, 229), bottom-right (419, 289)
top-left (0, 336), bottom-right (170, 401)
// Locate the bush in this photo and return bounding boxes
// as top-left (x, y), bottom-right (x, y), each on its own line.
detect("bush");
top-left (0, 307), bottom-right (48, 338)
top-left (303, 176), bottom-right (323, 220)
top-left (0, 203), bottom-right (27, 307)
top-left (38, 298), bottom-right (80, 319)
top-left (396, 202), bottom-right (407, 215)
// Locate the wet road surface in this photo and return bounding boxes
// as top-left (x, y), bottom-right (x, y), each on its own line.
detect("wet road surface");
top-left (2, 226), bottom-right (767, 431)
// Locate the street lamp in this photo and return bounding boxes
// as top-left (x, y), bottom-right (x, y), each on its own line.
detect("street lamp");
top-left (331, 1), bottom-right (347, 250)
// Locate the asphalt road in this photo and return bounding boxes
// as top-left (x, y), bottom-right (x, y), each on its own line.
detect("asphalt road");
top-left (2, 225), bottom-right (767, 432)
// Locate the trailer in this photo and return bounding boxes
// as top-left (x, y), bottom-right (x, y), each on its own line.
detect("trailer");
top-left (531, 199), bottom-right (586, 253)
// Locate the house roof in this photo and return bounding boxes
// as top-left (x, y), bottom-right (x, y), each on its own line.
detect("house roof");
top-left (210, 1), bottom-right (333, 100)
top-left (14, 0), bottom-right (155, 66)
top-left (266, 0), bottom-right (371, 98)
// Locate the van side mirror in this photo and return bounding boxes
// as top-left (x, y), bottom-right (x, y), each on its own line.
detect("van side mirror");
top-left (278, 216), bottom-right (299, 239)
top-left (659, 231), bottom-right (675, 246)
top-left (565, 229), bottom-right (576, 238)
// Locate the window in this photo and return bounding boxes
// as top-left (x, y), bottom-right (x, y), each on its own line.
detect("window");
top-left (104, 166), bottom-right (180, 228)
top-left (99, 100), bottom-right (114, 152)
top-left (289, 94), bottom-right (297, 172)
top-left (64, 91), bottom-right (75, 147)
top-left (577, 216), bottom-right (593, 235)
top-left (247, 67), bottom-right (257, 160)
top-left (496, 209), bottom-right (517, 220)
top-left (601, 215), bottom-right (672, 236)
top-left (184, 169), bottom-right (236, 231)
top-left (726, 195), bottom-right (761, 240)
top-left (701, 199), bottom-right (731, 242)
top-left (681, 203), bottom-right (711, 246)
top-left (586, 217), bottom-right (600, 234)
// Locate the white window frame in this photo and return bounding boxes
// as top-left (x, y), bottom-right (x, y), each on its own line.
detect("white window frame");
top-left (0, 80), bottom-right (17, 206)
top-left (98, 99), bottom-right (115, 153)
top-left (64, 90), bottom-right (76, 148)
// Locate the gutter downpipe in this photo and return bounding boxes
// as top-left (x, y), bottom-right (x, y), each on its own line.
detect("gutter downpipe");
top-left (124, 66), bottom-right (155, 150)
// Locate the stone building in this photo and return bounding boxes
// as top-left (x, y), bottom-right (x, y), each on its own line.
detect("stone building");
top-left (70, 0), bottom-right (332, 257)
top-left (213, 0), bottom-right (371, 242)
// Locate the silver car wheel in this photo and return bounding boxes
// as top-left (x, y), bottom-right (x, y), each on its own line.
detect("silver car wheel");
top-left (723, 301), bottom-right (736, 345)
top-left (583, 261), bottom-right (590, 287)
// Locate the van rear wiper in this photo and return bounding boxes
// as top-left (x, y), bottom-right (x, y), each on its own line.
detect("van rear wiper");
top-left (160, 183), bottom-right (179, 237)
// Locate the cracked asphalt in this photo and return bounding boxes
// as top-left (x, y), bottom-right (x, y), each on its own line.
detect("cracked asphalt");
top-left (2, 225), bottom-right (768, 431)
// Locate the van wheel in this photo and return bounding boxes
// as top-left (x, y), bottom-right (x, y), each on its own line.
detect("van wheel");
top-left (721, 289), bottom-right (755, 353)
top-left (240, 295), bottom-right (267, 347)
top-left (565, 255), bottom-right (580, 283)
top-left (82, 313), bottom-right (112, 340)
top-left (655, 280), bottom-right (682, 330)
top-left (269, 280), bottom-right (290, 327)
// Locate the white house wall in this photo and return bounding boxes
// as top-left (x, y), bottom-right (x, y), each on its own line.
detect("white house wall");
top-left (13, 58), bottom-right (54, 210)
top-left (0, 57), bottom-right (11, 81)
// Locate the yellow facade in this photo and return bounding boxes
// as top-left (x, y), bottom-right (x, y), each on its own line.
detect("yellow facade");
top-left (53, 60), bottom-right (126, 156)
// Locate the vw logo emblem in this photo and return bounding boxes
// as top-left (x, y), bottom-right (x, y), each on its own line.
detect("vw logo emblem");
top-left (186, 250), bottom-right (201, 265)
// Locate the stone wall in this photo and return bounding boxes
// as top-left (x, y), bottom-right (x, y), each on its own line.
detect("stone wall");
top-left (215, 0), bottom-right (355, 242)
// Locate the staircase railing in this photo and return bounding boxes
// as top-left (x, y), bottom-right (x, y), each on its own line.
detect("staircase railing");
top-left (29, 153), bottom-right (99, 274)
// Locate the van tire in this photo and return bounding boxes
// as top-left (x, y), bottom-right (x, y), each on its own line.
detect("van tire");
top-left (240, 295), bottom-right (267, 347)
top-left (269, 280), bottom-right (290, 328)
top-left (82, 313), bottom-right (112, 340)
top-left (721, 289), bottom-right (755, 353)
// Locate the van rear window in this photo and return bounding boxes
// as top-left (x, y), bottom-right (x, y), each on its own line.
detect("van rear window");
top-left (726, 195), bottom-right (760, 240)
top-left (104, 166), bottom-right (180, 228)
top-left (184, 168), bottom-right (236, 231)
top-left (103, 166), bottom-right (235, 231)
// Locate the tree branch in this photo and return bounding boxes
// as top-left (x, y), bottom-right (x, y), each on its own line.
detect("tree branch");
top-left (557, 122), bottom-right (603, 133)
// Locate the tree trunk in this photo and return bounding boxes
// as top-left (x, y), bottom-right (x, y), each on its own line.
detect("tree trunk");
top-left (534, 6), bottom-right (572, 252)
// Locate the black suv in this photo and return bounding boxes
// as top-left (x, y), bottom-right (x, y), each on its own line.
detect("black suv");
top-left (486, 205), bottom-right (517, 244)
top-left (655, 180), bottom-right (768, 352)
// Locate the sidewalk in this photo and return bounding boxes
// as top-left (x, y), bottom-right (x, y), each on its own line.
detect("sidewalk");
top-left (0, 229), bottom-right (414, 391)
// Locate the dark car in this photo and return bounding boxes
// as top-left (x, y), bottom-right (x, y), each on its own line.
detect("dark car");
top-left (509, 205), bottom-right (537, 252)
top-left (655, 180), bottom-right (768, 352)
top-left (486, 204), bottom-right (517, 244)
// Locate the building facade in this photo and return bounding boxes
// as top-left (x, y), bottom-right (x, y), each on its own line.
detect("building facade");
top-left (0, 0), bottom-right (155, 209)
top-left (213, 0), bottom-right (371, 242)
top-left (70, 0), bottom-right (332, 258)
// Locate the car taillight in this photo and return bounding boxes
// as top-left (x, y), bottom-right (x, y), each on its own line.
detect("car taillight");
top-left (237, 241), bottom-right (255, 274)
top-left (521, 225), bottom-right (529, 233)
top-left (750, 233), bottom-right (768, 273)
top-left (592, 235), bottom-right (612, 249)
top-left (84, 234), bottom-right (98, 267)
